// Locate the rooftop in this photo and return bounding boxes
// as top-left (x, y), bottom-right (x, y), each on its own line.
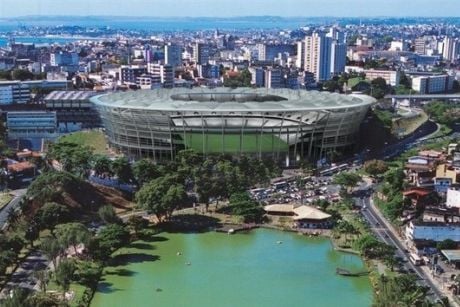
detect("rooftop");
top-left (441, 250), bottom-right (460, 262)
top-left (91, 88), bottom-right (376, 112)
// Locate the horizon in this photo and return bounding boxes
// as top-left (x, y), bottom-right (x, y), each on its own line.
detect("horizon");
top-left (0, 0), bottom-right (459, 18)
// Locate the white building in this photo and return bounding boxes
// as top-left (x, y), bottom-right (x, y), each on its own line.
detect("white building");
top-left (442, 37), bottom-right (459, 62)
top-left (147, 64), bottom-right (174, 88)
top-left (303, 32), bottom-right (332, 81)
top-left (389, 41), bottom-right (408, 52)
top-left (446, 186), bottom-right (460, 208)
top-left (361, 69), bottom-right (400, 87)
top-left (405, 220), bottom-right (460, 242)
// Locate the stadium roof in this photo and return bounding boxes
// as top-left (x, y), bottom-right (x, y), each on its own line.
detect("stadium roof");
top-left (91, 88), bottom-right (375, 112)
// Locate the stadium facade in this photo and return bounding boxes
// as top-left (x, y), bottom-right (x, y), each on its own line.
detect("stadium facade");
top-left (90, 88), bottom-right (375, 164)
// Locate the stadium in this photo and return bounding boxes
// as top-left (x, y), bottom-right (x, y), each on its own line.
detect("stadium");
top-left (90, 88), bottom-right (375, 164)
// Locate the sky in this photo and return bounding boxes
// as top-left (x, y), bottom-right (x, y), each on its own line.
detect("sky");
top-left (0, 0), bottom-right (459, 18)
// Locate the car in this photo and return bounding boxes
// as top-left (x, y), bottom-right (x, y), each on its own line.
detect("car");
top-left (408, 268), bottom-right (415, 274)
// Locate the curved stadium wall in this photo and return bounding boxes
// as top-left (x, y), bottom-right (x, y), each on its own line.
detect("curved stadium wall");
top-left (90, 88), bottom-right (375, 163)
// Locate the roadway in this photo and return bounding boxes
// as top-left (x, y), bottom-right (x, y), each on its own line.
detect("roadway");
top-left (356, 195), bottom-right (445, 302)
top-left (386, 94), bottom-right (460, 100)
top-left (0, 189), bottom-right (27, 230)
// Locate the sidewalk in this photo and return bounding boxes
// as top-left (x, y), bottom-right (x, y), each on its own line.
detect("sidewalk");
top-left (369, 198), bottom-right (459, 306)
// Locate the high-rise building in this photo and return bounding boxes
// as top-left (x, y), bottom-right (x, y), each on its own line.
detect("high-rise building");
top-left (414, 38), bottom-right (428, 55)
top-left (193, 43), bottom-right (210, 65)
top-left (165, 43), bottom-right (182, 68)
top-left (264, 68), bottom-right (282, 89)
top-left (304, 33), bottom-right (332, 81)
top-left (330, 41), bottom-right (347, 76)
top-left (295, 41), bottom-right (305, 69)
top-left (442, 36), bottom-right (459, 62)
top-left (249, 67), bottom-right (265, 87)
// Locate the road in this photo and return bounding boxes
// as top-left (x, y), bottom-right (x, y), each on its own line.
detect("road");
top-left (356, 196), bottom-right (445, 302)
top-left (0, 189), bottom-right (27, 230)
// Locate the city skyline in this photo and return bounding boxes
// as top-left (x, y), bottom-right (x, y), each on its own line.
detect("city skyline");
top-left (0, 0), bottom-right (460, 18)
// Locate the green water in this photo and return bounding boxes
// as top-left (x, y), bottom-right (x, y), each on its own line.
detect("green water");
top-left (91, 229), bottom-right (372, 307)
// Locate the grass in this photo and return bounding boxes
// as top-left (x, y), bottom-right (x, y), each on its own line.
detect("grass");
top-left (58, 130), bottom-right (108, 155)
top-left (47, 280), bottom-right (86, 306)
top-left (0, 192), bottom-right (13, 210)
top-left (392, 110), bottom-right (428, 137)
top-left (182, 133), bottom-right (289, 153)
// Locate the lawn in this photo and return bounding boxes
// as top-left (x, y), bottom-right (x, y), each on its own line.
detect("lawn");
top-left (58, 130), bottom-right (108, 155)
top-left (182, 133), bottom-right (289, 153)
top-left (0, 192), bottom-right (13, 210)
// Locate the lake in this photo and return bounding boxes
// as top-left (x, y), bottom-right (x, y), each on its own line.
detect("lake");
top-left (91, 228), bottom-right (372, 307)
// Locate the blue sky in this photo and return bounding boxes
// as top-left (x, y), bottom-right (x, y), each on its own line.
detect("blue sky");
top-left (0, 0), bottom-right (458, 17)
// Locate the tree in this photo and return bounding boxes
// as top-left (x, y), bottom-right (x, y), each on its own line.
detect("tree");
top-left (97, 224), bottom-right (130, 251)
top-left (55, 223), bottom-right (91, 255)
top-left (111, 157), bottom-right (133, 183)
top-left (127, 215), bottom-right (148, 236)
top-left (35, 202), bottom-right (70, 234)
top-left (98, 205), bottom-right (122, 224)
top-left (73, 260), bottom-right (102, 288)
top-left (229, 192), bottom-right (264, 223)
top-left (136, 175), bottom-right (187, 222)
top-left (436, 239), bottom-right (457, 250)
top-left (2, 288), bottom-right (32, 307)
top-left (24, 222), bottom-right (40, 247)
top-left (333, 172), bottom-right (362, 193)
top-left (33, 270), bottom-right (50, 292)
top-left (48, 142), bottom-right (93, 177)
top-left (54, 259), bottom-right (75, 295)
top-left (363, 160), bottom-right (388, 176)
top-left (11, 69), bottom-right (34, 81)
top-left (27, 171), bottom-right (83, 204)
top-left (132, 159), bottom-right (160, 186)
top-left (91, 154), bottom-right (112, 177)
top-left (40, 237), bottom-right (62, 270)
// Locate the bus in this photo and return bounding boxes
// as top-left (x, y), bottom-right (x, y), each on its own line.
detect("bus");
top-left (319, 163), bottom-right (349, 176)
top-left (409, 253), bottom-right (423, 266)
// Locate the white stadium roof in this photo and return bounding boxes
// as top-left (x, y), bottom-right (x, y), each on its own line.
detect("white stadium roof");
top-left (91, 88), bottom-right (375, 112)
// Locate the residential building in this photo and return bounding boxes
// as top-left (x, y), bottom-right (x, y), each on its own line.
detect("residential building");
top-left (304, 32), bottom-right (332, 81)
top-left (257, 43), bottom-right (295, 61)
top-left (120, 65), bottom-right (147, 85)
top-left (414, 38), bottom-right (428, 55)
top-left (295, 41), bottom-right (305, 69)
top-left (442, 36), bottom-right (459, 62)
top-left (193, 43), bottom-right (210, 65)
top-left (447, 185), bottom-right (460, 209)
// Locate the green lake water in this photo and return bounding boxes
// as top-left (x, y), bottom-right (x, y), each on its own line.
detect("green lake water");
top-left (91, 229), bottom-right (372, 307)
